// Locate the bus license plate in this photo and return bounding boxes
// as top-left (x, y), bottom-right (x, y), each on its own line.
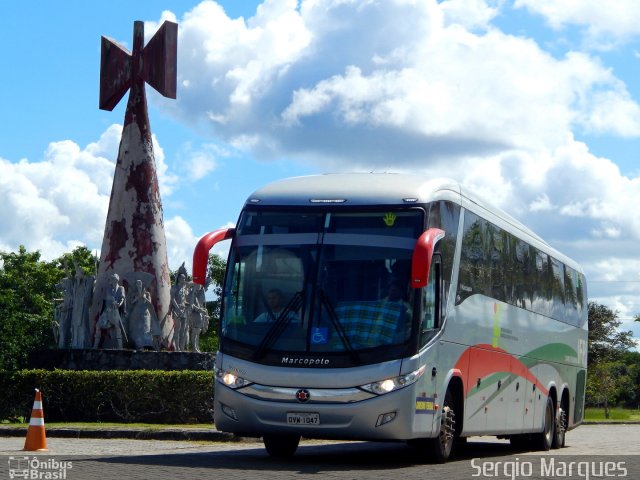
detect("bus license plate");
top-left (287, 412), bottom-right (320, 425)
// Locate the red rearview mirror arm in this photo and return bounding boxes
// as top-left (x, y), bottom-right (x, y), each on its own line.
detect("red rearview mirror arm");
top-left (411, 228), bottom-right (445, 288)
top-left (192, 228), bottom-right (235, 285)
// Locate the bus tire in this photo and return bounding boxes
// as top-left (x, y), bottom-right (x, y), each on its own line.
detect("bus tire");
top-left (552, 404), bottom-right (567, 449)
top-left (534, 396), bottom-right (555, 451)
top-left (263, 434), bottom-right (300, 458)
top-left (427, 389), bottom-right (456, 463)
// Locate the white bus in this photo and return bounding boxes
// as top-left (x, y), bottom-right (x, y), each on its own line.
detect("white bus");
top-left (192, 174), bottom-right (588, 462)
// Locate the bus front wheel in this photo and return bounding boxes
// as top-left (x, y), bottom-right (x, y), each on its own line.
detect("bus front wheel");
top-left (534, 396), bottom-right (555, 451)
top-left (427, 389), bottom-right (456, 463)
top-left (263, 434), bottom-right (300, 458)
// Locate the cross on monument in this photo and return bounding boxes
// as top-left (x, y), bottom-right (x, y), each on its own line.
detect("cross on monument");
top-left (91, 20), bottom-right (178, 349)
top-left (99, 20), bottom-right (177, 111)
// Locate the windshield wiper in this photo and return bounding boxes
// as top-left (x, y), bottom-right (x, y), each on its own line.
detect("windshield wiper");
top-left (318, 289), bottom-right (358, 362)
top-left (253, 291), bottom-right (303, 360)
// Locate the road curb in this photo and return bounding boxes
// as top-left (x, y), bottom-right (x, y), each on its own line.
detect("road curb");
top-left (0, 426), bottom-right (242, 442)
top-left (582, 421), bottom-right (640, 425)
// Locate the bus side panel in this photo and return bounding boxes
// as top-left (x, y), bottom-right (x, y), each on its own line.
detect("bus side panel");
top-left (443, 295), bottom-right (586, 437)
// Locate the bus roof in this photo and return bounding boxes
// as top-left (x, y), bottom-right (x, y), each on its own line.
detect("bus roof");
top-left (247, 173), bottom-right (459, 206)
top-left (245, 173), bottom-right (582, 272)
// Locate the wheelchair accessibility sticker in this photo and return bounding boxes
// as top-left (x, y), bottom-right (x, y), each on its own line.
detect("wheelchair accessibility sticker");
top-left (311, 327), bottom-right (329, 345)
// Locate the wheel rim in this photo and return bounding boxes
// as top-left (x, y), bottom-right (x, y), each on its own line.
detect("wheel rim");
top-left (544, 401), bottom-right (553, 444)
top-left (439, 406), bottom-right (455, 454)
top-left (556, 407), bottom-right (566, 443)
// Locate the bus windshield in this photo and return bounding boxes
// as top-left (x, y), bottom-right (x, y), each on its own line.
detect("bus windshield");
top-left (221, 209), bottom-right (425, 366)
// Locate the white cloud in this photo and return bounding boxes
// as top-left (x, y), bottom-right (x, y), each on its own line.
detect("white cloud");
top-left (440, 0), bottom-right (501, 30)
top-left (163, 0), bottom-right (640, 168)
top-left (164, 216), bottom-right (200, 272)
top-left (577, 90), bottom-right (640, 137)
top-left (529, 194), bottom-right (553, 212)
top-left (0, 125), bottom-right (179, 261)
top-left (591, 224), bottom-right (622, 239)
top-left (165, 216), bottom-right (234, 274)
top-left (178, 142), bottom-right (228, 181)
top-left (159, 0), bottom-right (311, 130)
top-left (0, 129), bottom-right (116, 259)
top-left (515, 0), bottom-right (640, 48)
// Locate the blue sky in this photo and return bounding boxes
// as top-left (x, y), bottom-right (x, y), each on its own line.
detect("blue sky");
top-left (1, 0), bottom-right (640, 345)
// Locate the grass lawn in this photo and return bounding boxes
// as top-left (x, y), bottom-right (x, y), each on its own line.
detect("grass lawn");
top-left (584, 407), bottom-right (640, 421)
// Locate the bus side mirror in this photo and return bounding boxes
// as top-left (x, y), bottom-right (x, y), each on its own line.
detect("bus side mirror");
top-left (192, 227), bottom-right (235, 285)
top-left (411, 228), bottom-right (445, 288)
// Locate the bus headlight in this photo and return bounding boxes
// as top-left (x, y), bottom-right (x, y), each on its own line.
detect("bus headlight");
top-left (215, 368), bottom-right (252, 389)
top-left (360, 366), bottom-right (426, 395)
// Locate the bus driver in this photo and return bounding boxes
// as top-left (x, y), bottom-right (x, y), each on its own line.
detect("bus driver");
top-left (254, 288), bottom-right (299, 323)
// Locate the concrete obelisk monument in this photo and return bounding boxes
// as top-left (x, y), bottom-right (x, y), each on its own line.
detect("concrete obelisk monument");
top-left (93, 20), bottom-right (177, 349)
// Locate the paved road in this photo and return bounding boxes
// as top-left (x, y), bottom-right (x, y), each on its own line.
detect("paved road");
top-left (0, 425), bottom-right (638, 480)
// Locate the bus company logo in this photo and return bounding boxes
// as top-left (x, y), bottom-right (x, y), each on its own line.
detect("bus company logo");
top-left (295, 389), bottom-right (311, 403)
top-left (8, 456), bottom-right (73, 479)
top-left (281, 356), bottom-right (330, 366)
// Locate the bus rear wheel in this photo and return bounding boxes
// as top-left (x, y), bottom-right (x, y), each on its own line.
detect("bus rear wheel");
top-left (263, 434), bottom-right (300, 458)
top-left (552, 404), bottom-right (567, 449)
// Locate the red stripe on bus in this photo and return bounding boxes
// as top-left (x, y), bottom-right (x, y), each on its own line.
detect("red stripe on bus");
top-left (454, 344), bottom-right (549, 397)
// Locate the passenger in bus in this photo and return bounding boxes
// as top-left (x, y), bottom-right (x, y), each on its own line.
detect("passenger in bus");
top-left (381, 279), bottom-right (412, 339)
top-left (383, 280), bottom-right (412, 315)
top-left (254, 288), bottom-right (299, 323)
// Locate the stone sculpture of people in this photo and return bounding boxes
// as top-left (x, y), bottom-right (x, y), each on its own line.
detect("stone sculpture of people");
top-left (70, 263), bottom-right (94, 348)
top-left (187, 279), bottom-right (211, 353)
top-left (127, 279), bottom-right (160, 350)
top-left (170, 273), bottom-right (188, 351)
top-left (53, 266), bottom-right (74, 348)
top-left (93, 273), bottom-right (126, 349)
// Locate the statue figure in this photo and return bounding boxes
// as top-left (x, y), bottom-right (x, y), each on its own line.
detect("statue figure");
top-left (127, 279), bottom-right (161, 350)
top-left (70, 263), bottom-right (95, 348)
top-left (170, 272), bottom-right (188, 351)
top-left (187, 278), bottom-right (211, 353)
top-left (93, 273), bottom-right (127, 349)
top-left (53, 265), bottom-right (74, 348)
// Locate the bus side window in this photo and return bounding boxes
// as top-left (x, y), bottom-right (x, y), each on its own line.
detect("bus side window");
top-left (420, 255), bottom-right (441, 347)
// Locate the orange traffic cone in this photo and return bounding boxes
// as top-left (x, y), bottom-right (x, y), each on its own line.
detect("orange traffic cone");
top-left (23, 388), bottom-right (48, 451)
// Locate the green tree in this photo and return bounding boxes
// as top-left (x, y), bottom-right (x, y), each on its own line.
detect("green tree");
top-left (586, 361), bottom-right (632, 418)
top-left (206, 253), bottom-right (226, 319)
top-left (617, 351), bottom-right (640, 408)
top-left (0, 246), bottom-right (61, 371)
top-left (587, 301), bottom-right (635, 367)
top-left (54, 246), bottom-right (97, 277)
top-left (0, 245), bottom-right (98, 371)
top-left (199, 253), bottom-right (226, 353)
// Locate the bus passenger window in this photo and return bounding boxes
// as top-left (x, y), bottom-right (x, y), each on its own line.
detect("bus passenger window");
top-left (550, 257), bottom-right (565, 321)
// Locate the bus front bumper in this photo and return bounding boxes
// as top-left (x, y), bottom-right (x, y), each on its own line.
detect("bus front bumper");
top-left (214, 381), bottom-right (437, 441)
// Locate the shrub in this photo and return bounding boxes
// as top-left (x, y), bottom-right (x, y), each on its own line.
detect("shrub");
top-left (0, 369), bottom-right (214, 423)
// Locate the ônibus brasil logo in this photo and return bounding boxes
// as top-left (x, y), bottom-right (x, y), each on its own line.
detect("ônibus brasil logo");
top-left (8, 456), bottom-right (73, 479)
